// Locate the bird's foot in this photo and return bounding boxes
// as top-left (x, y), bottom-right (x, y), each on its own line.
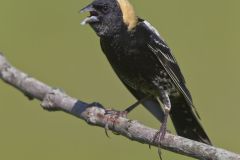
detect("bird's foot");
top-left (105, 109), bottom-right (128, 118)
top-left (104, 109), bottom-right (128, 137)
top-left (149, 122), bottom-right (167, 160)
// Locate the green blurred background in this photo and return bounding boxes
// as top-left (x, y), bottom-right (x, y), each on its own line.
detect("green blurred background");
top-left (0, 0), bottom-right (239, 159)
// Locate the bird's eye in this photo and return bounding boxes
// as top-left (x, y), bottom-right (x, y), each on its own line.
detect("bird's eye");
top-left (102, 4), bottom-right (109, 13)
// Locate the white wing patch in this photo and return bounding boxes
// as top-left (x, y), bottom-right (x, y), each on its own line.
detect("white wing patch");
top-left (143, 20), bottom-right (165, 41)
top-left (153, 38), bottom-right (168, 49)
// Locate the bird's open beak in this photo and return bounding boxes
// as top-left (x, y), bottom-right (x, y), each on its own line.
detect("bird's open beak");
top-left (80, 4), bottom-right (99, 25)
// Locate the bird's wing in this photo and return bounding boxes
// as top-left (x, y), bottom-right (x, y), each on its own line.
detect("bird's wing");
top-left (138, 20), bottom-right (200, 116)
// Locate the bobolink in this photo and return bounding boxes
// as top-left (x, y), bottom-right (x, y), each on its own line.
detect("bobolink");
top-left (80, 0), bottom-right (212, 145)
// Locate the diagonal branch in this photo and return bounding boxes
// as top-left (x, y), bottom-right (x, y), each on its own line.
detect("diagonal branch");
top-left (0, 53), bottom-right (239, 160)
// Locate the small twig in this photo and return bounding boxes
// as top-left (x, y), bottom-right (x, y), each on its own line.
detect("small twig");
top-left (0, 53), bottom-right (239, 160)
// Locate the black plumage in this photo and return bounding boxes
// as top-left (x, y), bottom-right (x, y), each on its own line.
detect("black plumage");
top-left (80, 0), bottom-right (212, 145)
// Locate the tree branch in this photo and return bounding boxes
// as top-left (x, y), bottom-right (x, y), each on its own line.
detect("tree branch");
top-left (0, 53), bottom-right (239, 160)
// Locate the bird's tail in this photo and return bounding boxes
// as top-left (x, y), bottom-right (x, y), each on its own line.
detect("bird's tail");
top-left (169, 96), bottom-right (212, 145)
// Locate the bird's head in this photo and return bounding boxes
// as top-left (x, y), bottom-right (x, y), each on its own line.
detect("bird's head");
top-left (80, 0), bottom-right (137, 37)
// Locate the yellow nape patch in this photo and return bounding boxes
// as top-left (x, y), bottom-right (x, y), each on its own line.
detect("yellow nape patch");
top-left (117, 0), bottom-right (137, 31)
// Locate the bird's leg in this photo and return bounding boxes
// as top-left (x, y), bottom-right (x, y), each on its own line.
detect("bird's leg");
top-left (105, 95), bottom-right (151, 117)
top-left (151, 91), bottom-right (171, 159)
top-left (124, 95), bottom-right (152, 113)
top-left (104, 96), bottom-right (151, 137)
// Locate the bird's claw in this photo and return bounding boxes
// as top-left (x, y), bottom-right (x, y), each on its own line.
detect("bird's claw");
top-left (103, 109), bottom-right (128, 137)
top-left (149, 122), bottom-right (167, 160)
top-left (104, 123), bottom-right (110, 138)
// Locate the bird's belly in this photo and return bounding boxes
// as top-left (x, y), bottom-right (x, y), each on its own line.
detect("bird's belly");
top-left (111, 53), bottom-right (178, 96)
top-left (119, 69), bottom-right (179, 96)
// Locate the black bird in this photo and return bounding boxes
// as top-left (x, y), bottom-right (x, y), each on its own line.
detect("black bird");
top-left (80, 0), bottom-right (212, 145)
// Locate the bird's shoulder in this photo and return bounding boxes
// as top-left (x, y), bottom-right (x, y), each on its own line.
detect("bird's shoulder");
top-left (135, 18), bottom-right (185, 82)
top-left (135, 19), bottom-right (176, 62)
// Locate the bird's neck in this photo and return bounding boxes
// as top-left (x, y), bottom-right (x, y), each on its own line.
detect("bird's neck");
top-left (101, 27), bottom-right (135, 44)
